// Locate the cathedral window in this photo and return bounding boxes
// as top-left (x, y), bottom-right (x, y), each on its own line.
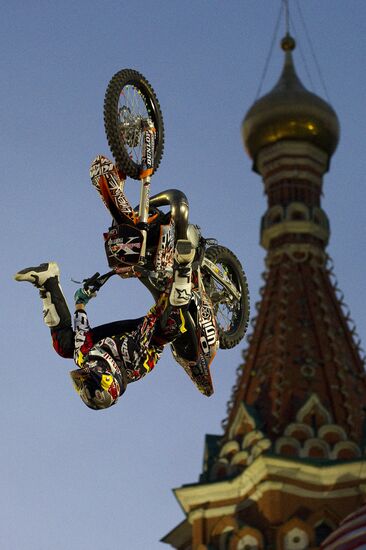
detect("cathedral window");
top-left (229, 527), bottom-right (263, 550)
top-left (314, 522), bottom-right (333, 546)
top-left (283, 527), bottom-right (309, 549)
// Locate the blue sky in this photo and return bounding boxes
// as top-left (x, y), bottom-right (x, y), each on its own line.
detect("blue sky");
top-left (1, 1), bottom-right (366, 549)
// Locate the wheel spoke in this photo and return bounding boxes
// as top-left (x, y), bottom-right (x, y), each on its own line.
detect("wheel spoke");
top-left (206, 261), bottom-right (241, 335)
top-left (117, 84), bottom-right (149, 165)
top-left (104, 69), bottom-right (164, 179)
top-left (202, 245), bottom-right (249, 349)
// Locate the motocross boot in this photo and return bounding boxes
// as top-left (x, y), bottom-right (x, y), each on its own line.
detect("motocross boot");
top-left (14, 262), bottom-right (71, 328)
top-left (169, 240), bottom-right (195, 307)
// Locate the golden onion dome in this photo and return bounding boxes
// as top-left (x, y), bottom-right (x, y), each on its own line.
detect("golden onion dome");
top-left (242, 35), bottom-right (340, 171)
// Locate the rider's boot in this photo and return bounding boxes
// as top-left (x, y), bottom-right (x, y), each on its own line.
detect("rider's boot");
top-left (174, 239), bottom-right (196, 265)
top-left (169, 240), bottom-right (195, 307)
top-left (14, 262), bottom-right (71, 328)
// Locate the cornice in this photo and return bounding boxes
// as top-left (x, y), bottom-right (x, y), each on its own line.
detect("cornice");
top-left (174, 455), bottom-right (366, 516)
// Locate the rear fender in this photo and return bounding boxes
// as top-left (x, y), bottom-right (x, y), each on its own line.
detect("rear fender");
top-left (171, 290), bottom-right (218, 397)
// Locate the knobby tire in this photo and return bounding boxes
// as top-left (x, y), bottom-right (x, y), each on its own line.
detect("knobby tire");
top-left (204, 245), bottom-right (250, 349)
top-left (104, 69), bottom-right (164, 180)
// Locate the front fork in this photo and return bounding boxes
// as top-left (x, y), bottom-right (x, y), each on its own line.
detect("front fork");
top-left (138, 120), bottom-right (156, 261)
top-left (202, 257), bottom-right (241, 301)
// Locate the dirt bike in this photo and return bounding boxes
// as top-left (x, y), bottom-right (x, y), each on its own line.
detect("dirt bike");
top-left (83, 69), bottom-right (250, 396)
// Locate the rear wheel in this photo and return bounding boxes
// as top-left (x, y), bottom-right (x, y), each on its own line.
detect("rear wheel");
top-left (104, 69), bottom-right (164, 180)
top-left (203, 246), bottom-right (250, 349)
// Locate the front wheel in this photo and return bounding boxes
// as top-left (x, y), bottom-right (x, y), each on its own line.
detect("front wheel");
top-left (203, 245), bottom-right (250, 349)
top-left (104, 69), bottom-right (164, 180)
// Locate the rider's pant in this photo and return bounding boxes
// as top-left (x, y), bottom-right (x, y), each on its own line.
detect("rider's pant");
top-left (51, 318), bottom-right (144, 359)
top-left (51, 308), bottom-right (184, 361)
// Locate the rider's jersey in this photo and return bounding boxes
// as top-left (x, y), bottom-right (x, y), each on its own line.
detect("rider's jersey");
top-left (73, 299), bottom-right (184, 384)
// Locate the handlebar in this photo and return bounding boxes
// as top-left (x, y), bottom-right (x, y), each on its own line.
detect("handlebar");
top-left (82, 270), bottom-right (116, 294)
top-left (81, 263), bottom-right (158, 295)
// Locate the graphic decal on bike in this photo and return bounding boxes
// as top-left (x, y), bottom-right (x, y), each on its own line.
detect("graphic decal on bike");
top-left (90, 155), bottom-right (137, 223)
top-left (154, 222), bottom-right (175, 273)
top-left (109, 235), bottom-right (141, 256)
top-left (200, 304), bottom-right (217, 350)
top-left (171, 289), bottom-right (218, 396)
top-left (104, 224), bottom-right (143, 266)
top-left (90, 155), bottom-right (115, 178)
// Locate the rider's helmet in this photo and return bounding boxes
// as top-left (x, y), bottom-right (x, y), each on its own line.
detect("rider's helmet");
top-left (69, 346), bottom-right (127, 410)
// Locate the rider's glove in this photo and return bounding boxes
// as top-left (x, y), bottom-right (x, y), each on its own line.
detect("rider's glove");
top-left (74, 287), bottom-right (96, 306)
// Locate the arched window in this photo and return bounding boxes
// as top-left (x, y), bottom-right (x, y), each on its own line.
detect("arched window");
top-left (291, 210), bottom-right (306, 221)
top-left (287, 202), bottom-right (309, 222)
top-left (278, 518), bottom-right (312, 550)
top-left (314, 522), bottom-right (333, 546)
top-left (229, 527), bottom-right (263, 550)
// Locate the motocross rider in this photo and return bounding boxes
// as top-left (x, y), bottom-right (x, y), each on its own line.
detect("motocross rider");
top-left (14, 250), bottom-right (194, 410)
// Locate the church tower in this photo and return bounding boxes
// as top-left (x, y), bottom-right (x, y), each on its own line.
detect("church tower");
top-left (162, 34), bottom-right (366, 550)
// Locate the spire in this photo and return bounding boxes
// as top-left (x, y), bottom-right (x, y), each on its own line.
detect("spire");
top-left (163, 13), bottom-right (366, 550)
top-left (222, 31), bottom-right (365, 450)
top-left (242, 33), bottom-right (340, 172)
